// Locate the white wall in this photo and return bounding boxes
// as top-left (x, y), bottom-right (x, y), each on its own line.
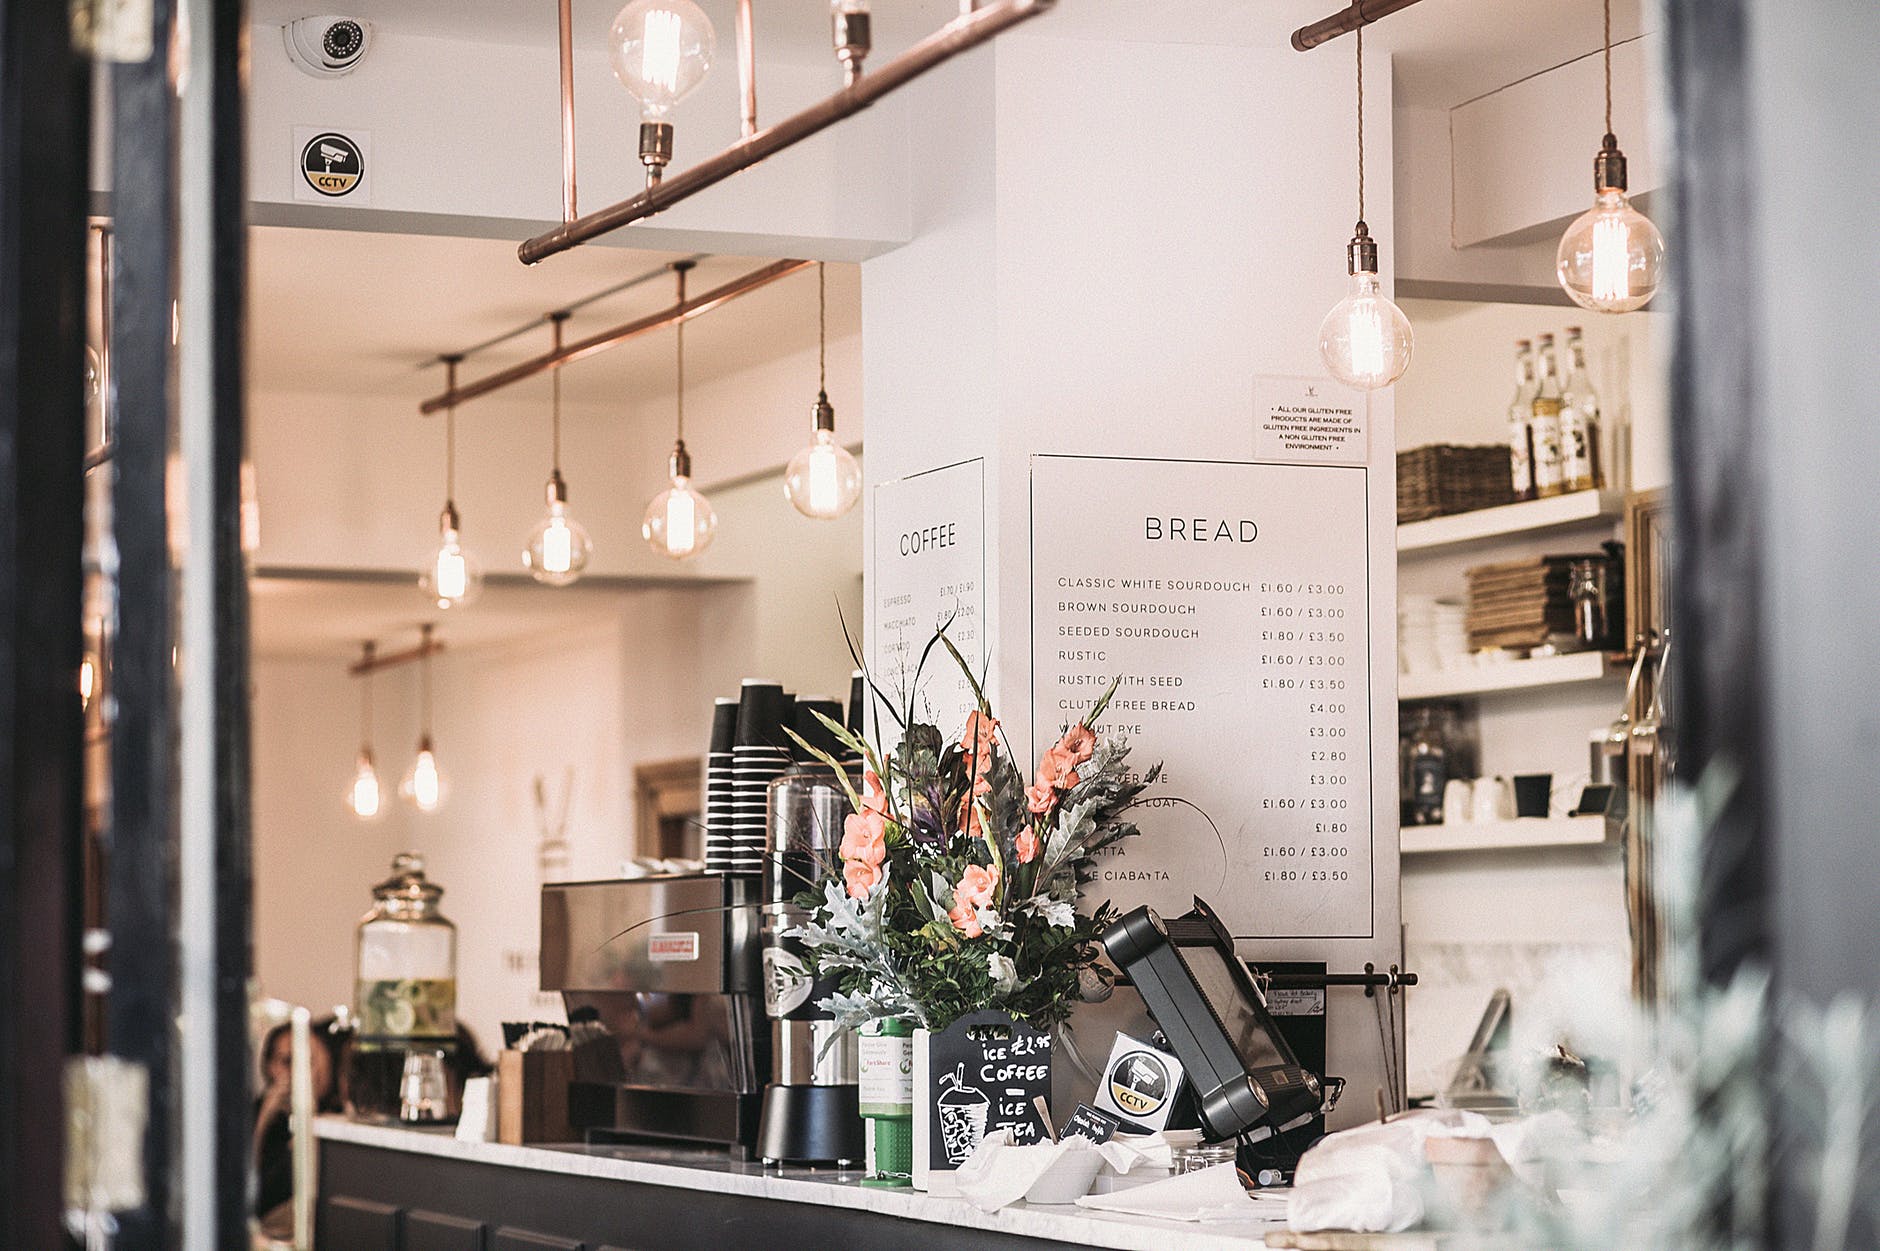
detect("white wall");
top-left (862, 0), bottom-right (1405, 1126)
top-left (251, 656), bottom-right (418, 1020)
top-left (246, 21), bottom-right (911, 257)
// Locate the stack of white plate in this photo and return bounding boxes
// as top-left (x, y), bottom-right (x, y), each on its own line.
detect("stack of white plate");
top-left (1399, 595), bottom-right (1469, 675)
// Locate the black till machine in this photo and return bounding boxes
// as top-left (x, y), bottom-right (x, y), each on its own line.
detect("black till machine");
top-left (1100, 896), bottom-right (1350, 1186)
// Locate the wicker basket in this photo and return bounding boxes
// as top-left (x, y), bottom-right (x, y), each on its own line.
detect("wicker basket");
top-left (1397, 444), bottom-right (1516, 523)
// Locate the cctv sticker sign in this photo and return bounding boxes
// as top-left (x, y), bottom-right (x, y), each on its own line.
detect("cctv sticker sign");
top-left (293, 128), bottom-right (370, 204)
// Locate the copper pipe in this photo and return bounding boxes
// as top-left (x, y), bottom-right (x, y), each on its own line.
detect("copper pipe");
top-left (419, 258), bottom-right (813, 414)
top-left (737, 0), bottom-right (758, 139)
top-left (519, 0), bottom-right (1054, 264)
top-left (557, 0), bottom-right (578, 223)
top-left (1292, 0), bottom-right (1425, 50)
top-left (348, 635), bottom-right (447, 676)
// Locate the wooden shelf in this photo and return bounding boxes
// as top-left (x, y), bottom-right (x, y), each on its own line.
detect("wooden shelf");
top-left (1398, 489), bottom-right (1623, 554)
top-left (1398, 650), bottom-right (1613, 700)
top-left (1401, 815), bottom-right (1610, 855)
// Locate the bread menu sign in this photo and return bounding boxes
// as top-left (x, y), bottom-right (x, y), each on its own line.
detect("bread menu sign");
top-left (1030, 454), bottom-right (1375, 940)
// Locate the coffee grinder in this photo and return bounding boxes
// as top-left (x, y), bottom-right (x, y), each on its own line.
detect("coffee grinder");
top-left (755, 698), bottom-right (865, 1166)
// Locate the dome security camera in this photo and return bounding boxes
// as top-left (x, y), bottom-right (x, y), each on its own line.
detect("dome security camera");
top-left (284, 16), bottom-right (373, 77)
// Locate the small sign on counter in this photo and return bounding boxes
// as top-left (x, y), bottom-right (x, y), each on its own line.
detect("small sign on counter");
top-left (911, 1010), bottom-right (1053, 1193)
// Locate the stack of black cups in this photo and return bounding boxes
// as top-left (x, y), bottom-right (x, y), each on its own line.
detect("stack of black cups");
top-left (728, 680), bottom-right (793, 877)
top-left (702, 697), bottom-right (738, 875)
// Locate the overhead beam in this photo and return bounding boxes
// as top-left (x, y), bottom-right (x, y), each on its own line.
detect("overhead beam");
top-left (417, 258), bottom-right (812, 415)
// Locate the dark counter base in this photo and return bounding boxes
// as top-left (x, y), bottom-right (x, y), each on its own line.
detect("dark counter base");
top-left (318, 1140), bottom-right (1092, 1251)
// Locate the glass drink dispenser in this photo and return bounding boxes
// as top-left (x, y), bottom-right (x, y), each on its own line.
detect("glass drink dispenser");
top-left (348, 852), bottom-right (457, 1119)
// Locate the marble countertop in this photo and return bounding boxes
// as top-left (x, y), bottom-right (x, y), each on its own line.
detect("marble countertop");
top-left (315, 1118), bottom-right (1287, 1251)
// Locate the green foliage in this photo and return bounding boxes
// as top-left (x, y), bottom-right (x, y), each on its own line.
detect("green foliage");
top-left (785, 638), bottom-right (1158, 1034)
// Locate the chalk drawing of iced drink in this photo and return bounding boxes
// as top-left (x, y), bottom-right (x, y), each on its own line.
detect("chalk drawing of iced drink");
top-left (936, 1065), bottom-right (992, 1164)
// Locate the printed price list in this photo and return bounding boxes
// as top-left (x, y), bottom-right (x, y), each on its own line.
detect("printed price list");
top-left (1030, 455), bottom-right (1373, 938)
top-left (871, 460), bottom-right (987, 734)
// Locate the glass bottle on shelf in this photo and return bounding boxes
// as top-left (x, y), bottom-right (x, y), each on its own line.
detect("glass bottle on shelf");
top-left (1406, 707), bottom-right (1448, 827)
top-left (1529, 334), bottom-right (1567, 499)
top-left (1568, 558), bottom-right (1608, 650)
top-left (348, 852), bottom-right (458, 1120)
top-left (1507, 340), bottom-right (1538, 502)
top-left (1560, 326), bottom-right (1602, 492)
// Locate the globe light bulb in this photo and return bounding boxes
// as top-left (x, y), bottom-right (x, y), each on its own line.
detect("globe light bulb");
top-left (784, 404), bottom-right (861, 521)
top-left (348, 748), bottom-right (382, 819)
top-left (1319, 225), bottom-right (1412, 391)
top-left (402, 738), bottom-right (444, 814)
top-left (641, 441), bottom-right (716, 560)
top-left (608, 0), bottom-right (715, 119)
top-left (524, 473), bottom-right (593, 586)
top-left (1558, 187), bottom-right (1665, 314)
top-left (419, 504), bottom-right (483, 610)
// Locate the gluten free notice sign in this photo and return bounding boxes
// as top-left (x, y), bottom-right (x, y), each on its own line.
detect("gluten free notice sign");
top-left (1254, 375), bottom-right (1367, 465)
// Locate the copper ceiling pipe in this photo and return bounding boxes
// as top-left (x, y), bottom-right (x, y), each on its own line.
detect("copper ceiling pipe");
top-left (348, 634), bottom-right (447, 677)
top-left (557, 0), bottom-right (578, 223)
top-left (1291, 0), bottom-right (1426, 51)
top-left (737, 0), bottom-right (758, 139)
top-left (518, 0), bottom-right (1055, 265)
top-left (417, 257), bottom-right (814, 415)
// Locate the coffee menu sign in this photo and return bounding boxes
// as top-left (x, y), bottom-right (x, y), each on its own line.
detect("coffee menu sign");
top-left (1030, 454), bottom-right (1374, 940)
top-left (870, 458), bottom-right (987, 733)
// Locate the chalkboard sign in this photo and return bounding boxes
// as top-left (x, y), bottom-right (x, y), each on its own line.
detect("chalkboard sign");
top-left (912, 1010), bottom-right (1053, 1190)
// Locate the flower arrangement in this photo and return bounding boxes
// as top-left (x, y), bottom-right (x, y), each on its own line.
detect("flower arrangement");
top-left (787, 637), bottom-right (1160, 1033)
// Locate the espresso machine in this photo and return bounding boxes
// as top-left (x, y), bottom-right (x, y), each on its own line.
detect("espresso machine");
top-left (539, 873), bottom-right (768, 1152)
top-left (754, 699), bottom-right (866, 1165)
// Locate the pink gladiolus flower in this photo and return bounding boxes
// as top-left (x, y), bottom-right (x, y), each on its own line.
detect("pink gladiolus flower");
top-left (1025, 781), bottom-right (1055, 815)
top-left (841, 810), bottom-right (886, 867)
top-left (947, 901), bottom-right (982, 938)
top-left (861, 770), bottom-right (889, 818)
top-left (845, 859), bottom-right (882, 899)
top-left (955, 863), bottom-right (999, 911)
top-left (1057, 724), bottom-right (1096, 766)
top-left (960, 711), bottom-right (999, 775)
top-left (1015, 828), bottom-right (1041, 864)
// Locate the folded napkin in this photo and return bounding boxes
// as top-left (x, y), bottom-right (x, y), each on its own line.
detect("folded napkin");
top-left (1077, 1161), bottom-right (1284, 1224)
top-left (953, 1130), bottom-right (1180, 1213)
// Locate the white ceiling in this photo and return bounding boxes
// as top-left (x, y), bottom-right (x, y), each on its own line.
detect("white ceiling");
top-left (249, 0), bottom-right (965, 68)
top-left (248, 0), bottom-right (1650, 112)
top-left (248, 225), bottom-right (859, 405)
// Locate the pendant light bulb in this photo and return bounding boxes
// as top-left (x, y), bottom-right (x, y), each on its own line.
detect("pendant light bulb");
top-left (1559, 0), bottom-right (1664, 313)
top-left (402, 737), bottom-right (444, 814)
top-left (642, 441), bottom-right (716, 559)
top-left (643, 262), bottom-right (714, 559)
top-left (609, 0), bottom-right (715, 117)
top-left (1557, 140), bottom-right (1664, 313)
top-left (526, 474), bottom-right (593, 585)
top-left (1318, 25), bottom-right (1410, 390)
top-left (420, 504), bottom-right (483, 610)
top-left (785, 397), bottom-right (861, 520)
top-left (403, 630), bottom-right (445, 814)
top-left (348, 643), bottom-right (383, 820)
top-left (786, 263), bottom-right (861, 520)
top-left (1319, 226), bottom-right (1413, 391)
top-left (349, 748), bottom-right (383, 820)
top-left (525, 330), bottom-right (594, 585)
top-left (420, 360), bottom-right (481, 609)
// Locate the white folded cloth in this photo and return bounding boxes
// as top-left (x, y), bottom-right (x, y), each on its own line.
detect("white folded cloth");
top-left (1076, 1161), bottom-right (1281, 1224)
top-left (953, 1130), bottom-right (1184, 1213)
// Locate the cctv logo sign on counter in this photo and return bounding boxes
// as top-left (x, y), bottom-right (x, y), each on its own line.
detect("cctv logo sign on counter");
top-left (293, 128), bottom-right (370, 204)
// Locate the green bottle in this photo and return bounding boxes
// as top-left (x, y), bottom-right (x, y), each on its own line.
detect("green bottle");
top-left (858, 1018), bottom-right (914, 1186)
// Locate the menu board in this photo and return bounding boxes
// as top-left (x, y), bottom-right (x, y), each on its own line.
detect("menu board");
top-left (870, 458), bottom-right (987, 733)
top-left (1030, 455), bottom-right (1373, 939)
